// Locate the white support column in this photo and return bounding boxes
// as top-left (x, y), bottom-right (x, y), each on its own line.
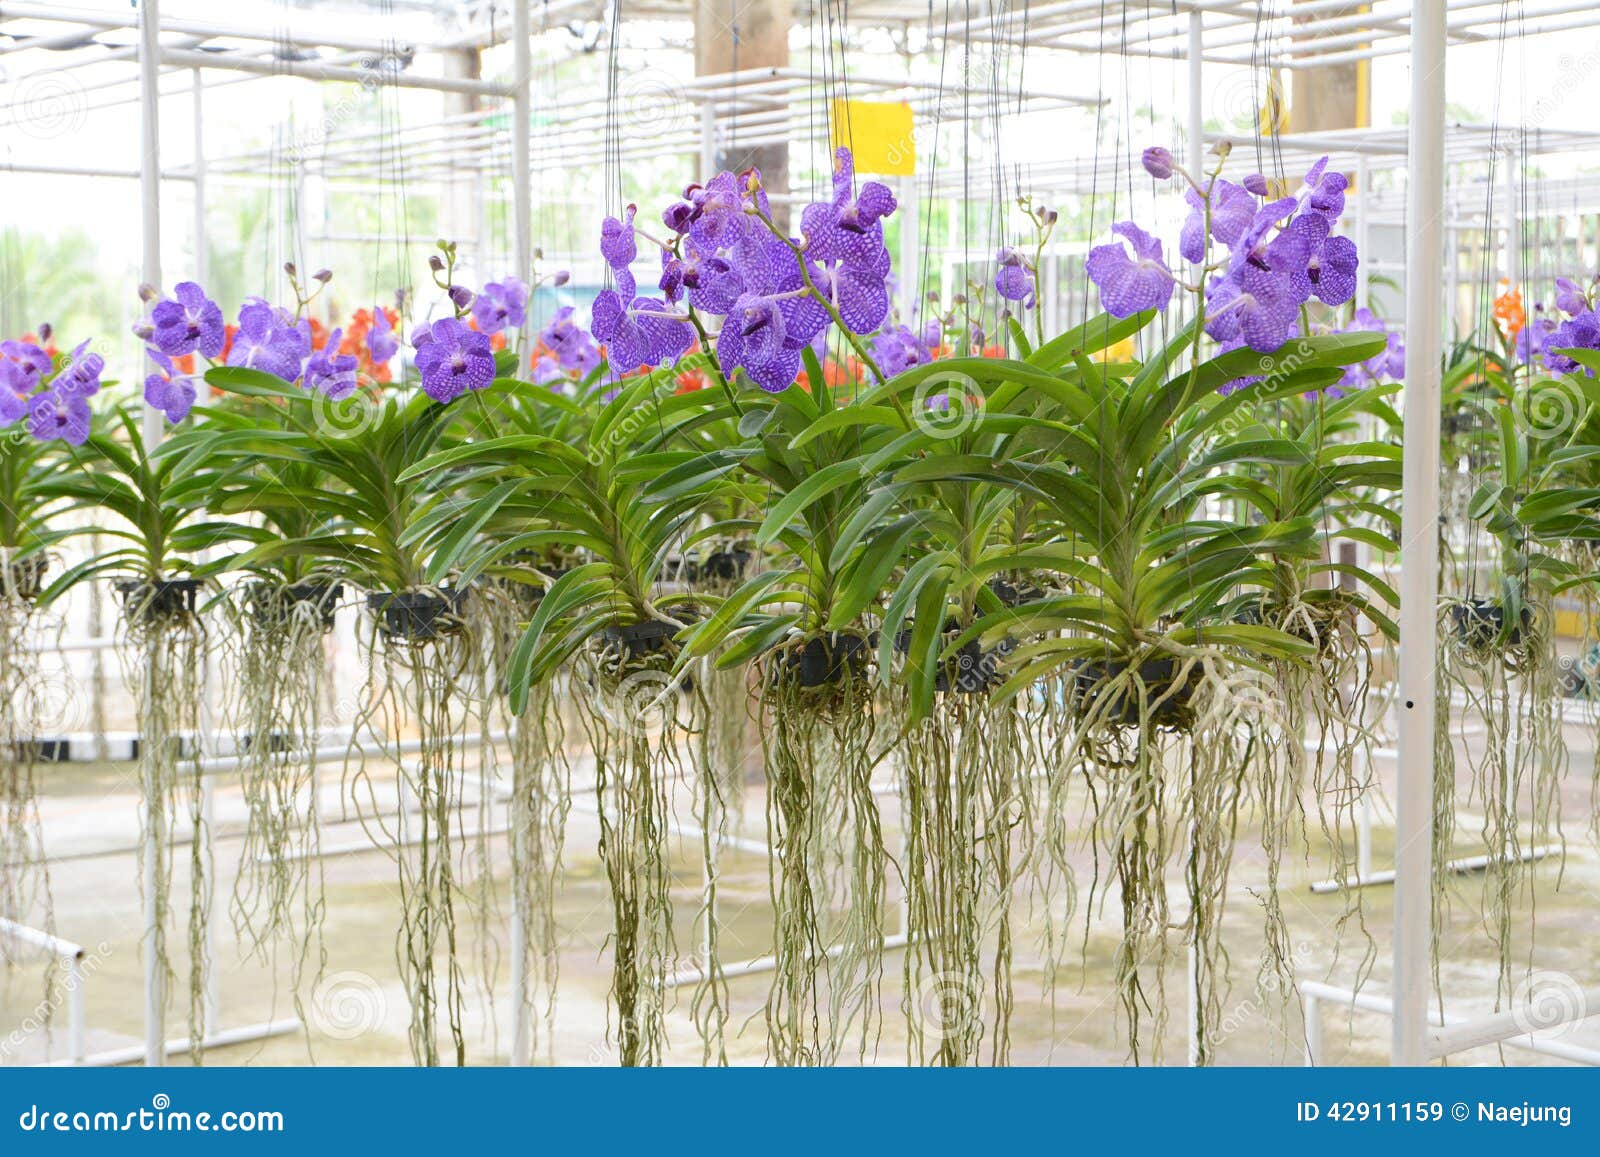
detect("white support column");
top-left (699, 101), bottom-right (716, 180)
top-left (898, 175), bottom-right (920, 321)
top-left (1187, 11), bottom-right (1204, 176)
top-left (139, 0), bottom-right (166, 1071)
top-left (1502, 144), bottom-right (1521, 296)
top-left (191, 69), bottom-right (207, 285)
top-left (1392, 0), bottom-right (1446, 1068)
top-left (1355, 156), bottom-right (1370, 310)
top-left (511, 0), bottom-right (532, 372)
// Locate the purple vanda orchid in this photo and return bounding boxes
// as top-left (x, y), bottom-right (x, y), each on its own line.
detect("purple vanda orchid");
top-left (413, 317), bottom-right (496, 403)
top-left (1085, 222), bottom-right (1175, 317)
top-left (144, 350), bottom-right (198, 423)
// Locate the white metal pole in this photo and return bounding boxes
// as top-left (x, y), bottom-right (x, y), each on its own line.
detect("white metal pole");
top-left (1392, 0), bottom-right (1446, 1069)
top-left (1187, 11), bottom-right (1204, 176)
top-left (511, 0), bottom-right (532, 373)
top-left (1355, 156), bottom-right (1371, 310)
top-left (899, 176), bottom-right (920, 322)
top-left (1503, 144), bottom-right (1521, 295)
top-left (699, 102), bottom-right (716, 180)
top-left (138, 0), bottom-right (167, 1071)
top-left (191, 69), bottom-right (207, 285)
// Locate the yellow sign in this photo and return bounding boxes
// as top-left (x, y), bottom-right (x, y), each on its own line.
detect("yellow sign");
top-left (830, 99), bottom-right (915, 176)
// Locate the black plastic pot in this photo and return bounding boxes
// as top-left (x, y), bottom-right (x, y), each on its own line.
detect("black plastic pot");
top-left (116, 578), bottom-right (202, 622)
top-left (776, 632), bottom-right (872, 688)
top-left (601, 618), bottom-right (676, 660)
top-left (1, 553), bottom-right (49, 602)
top-left (367, 588), bottom-right (467, 641)
top-left (1448, 598), bottom-right (1531, 650)
top-left (1070, 656), bottom-right (1200, 728)
top-left (666, 547), bottom-right (752, 584)
top-left (988, 577), bottom-right (1046, 609)
top-left (250, 580), bottom-right (345, 631)
top-left (894, 622), bottom-right (1013, 695)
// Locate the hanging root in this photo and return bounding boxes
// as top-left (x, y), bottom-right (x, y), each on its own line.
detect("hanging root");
top-left (226, 583), bottom-right (333, 1022)
top-left (0, 596), bottom-right (50, 955)
top-left (759, 667), bottom-right (886, 1065)
top-left (898, 691), bottom-right (1031, 1066)
top-left (1435, 603), bottom-right (1565, 1010)
top-left (475, 582), bottom-right (570, 1065)
top-left (574, 647), bottom-right (694, 1066)
top-left (119, 598), bottom-right (208, 1063)
top-left (343, 599), bottom-right (479, 1067)
top-left (1056, 653), bottom-right (1266, 1064)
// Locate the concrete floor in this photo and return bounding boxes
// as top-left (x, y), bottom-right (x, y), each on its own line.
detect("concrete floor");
top-left (3, 703), bottom-right (1599, 1067)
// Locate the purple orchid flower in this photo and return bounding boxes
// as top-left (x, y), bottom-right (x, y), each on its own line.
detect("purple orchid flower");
top-left (871, 322), bottom-right (935, 376)
top-left (27, 387), bottom-right (91, 446)
top-left (305, 329), bottom-right (360, 399)
top-left (1554, 278), bottom-right (1589, 318)
top-left (0, 361), bottom-right (33, 425)
top-left (143, 349), bottom-right (198, 423)
top-left (471, 277), bottom-right (529, 335)
top-left (53, 340), bottom-right (104, 399)
top-left (717, 293), bottom-right (801, 393)
top-left (368, 307), bottom-right (399, 366)
top-left (539, 306), bottom-right (601, 375)
top-left (227, 300), bottom-right (309, 382)
top-left (994, 247), bottom-right (1035, 304)
top-left (1303, 157), bottom-right (1349, 220)
top-left (590, 290), bottom-right (695, 375)
top-left (1, 340), bottom-right (52, 394)
top-left (1179, 179), bottom-right (1257, 264)
top-left (148, 281), bottom-right (225, 359)
top-left (1086, 222), bottom-right (1176, 317)
top-left (412, 317), bottom-right (496, 404)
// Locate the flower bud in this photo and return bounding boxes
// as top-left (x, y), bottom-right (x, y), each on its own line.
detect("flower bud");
top-left (313, 268), bottom-right (333, 283)
top-left (283, 261), bottom-right (297, 277)
top-left (1243, 173), bottom-right (1269, 197)
top-left (428, 255), bottom-right (445, 272)
top-left (553, 270), bottom-right (571, 287)
top-left (1141, 146), bottom-right (1175, 180)
top-left (138, 283), bottom-right (159, 303)
top-left (37, 323), bottom-right (51, 343)
top-left (448, 284), bottom-right (474, 310)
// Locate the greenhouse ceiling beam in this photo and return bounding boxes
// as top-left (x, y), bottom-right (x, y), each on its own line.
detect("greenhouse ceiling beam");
top-left (157, 45), bottom-right (510, 97)
top-left (1392, 0), bottom-right (1445, 1070)
top-left (0, 1), bottom-right (422, 60)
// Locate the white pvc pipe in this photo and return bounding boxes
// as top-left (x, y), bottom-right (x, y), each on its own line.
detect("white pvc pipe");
top-left (1355, 156), bottom-right (1371, 310)
top-left (137, 0), bottom-right (165, 1071)
top-left (192, 69), bottom-right (207, 287)
top-left (1187, 11), bottom-right (1204, 178)
top-left (1391, 0), bottom-right (1446, 1068)
top-left (159, 46), bottom-right (509, 97)
top-left (1503, 144), bottom-right (1521, 294)
top-left (511, 0), bottom-right (531, 372)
